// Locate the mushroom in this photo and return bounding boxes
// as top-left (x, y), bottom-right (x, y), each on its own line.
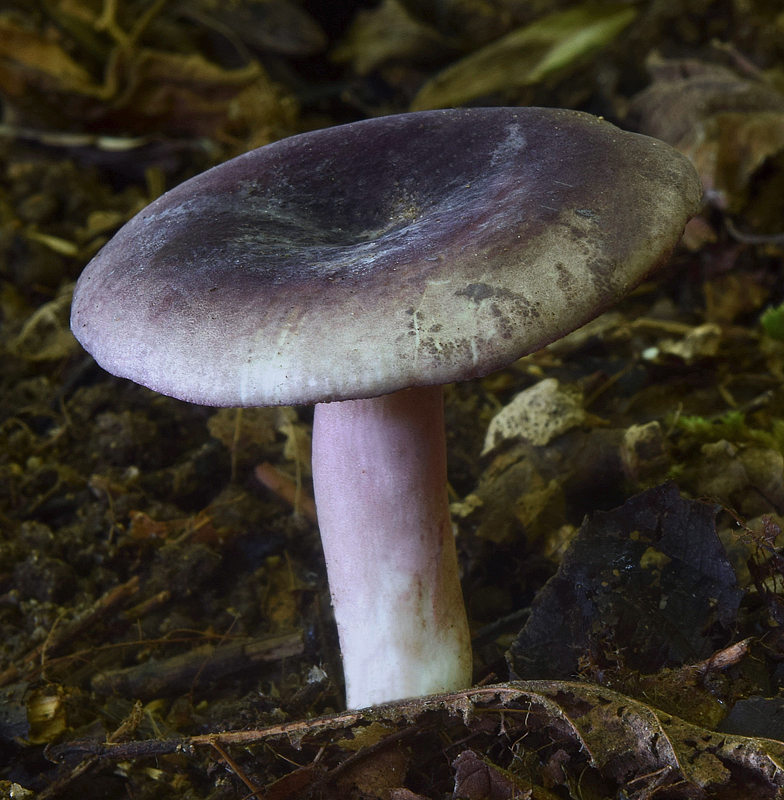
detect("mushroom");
top-left (70, 107), bottom-right (702, 709)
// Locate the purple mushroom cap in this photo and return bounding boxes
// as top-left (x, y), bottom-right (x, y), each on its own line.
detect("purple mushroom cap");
top-left (71, 107), bottom-right (702, 408)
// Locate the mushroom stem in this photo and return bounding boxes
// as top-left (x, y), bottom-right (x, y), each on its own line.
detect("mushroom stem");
top-left (312, 385), bottom-right (472, 709)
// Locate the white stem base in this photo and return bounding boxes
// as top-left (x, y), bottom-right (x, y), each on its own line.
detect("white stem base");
top-left (312, 386), bottom-right (472, 709)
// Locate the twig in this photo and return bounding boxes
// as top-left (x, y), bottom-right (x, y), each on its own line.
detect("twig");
top-left (0, 575), bottom-right (140, 687)
top-left (255, 462), bottom-right (318, 524)
top-left (211, 740), bottom-right (264, 799)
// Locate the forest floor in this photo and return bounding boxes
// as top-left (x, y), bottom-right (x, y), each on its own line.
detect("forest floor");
top-left (2, 1), bottom-right (784, 798)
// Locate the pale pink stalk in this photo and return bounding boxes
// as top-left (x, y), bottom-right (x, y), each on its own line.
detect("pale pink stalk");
top-left (312, 385), bottom-right (472, 709)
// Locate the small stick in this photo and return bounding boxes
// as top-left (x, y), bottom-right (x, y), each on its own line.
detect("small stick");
top-left (255, 462), bottom-right (318, 524)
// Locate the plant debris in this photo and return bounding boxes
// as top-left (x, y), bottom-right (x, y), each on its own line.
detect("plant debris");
top-left (44, 681), bottom-right (784, 800)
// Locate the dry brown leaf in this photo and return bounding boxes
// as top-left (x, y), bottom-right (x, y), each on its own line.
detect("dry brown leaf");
top-left (337, 746), bottom-right (410, 799)
top-left (0, 14), bottom-right (277, 138)
top-left (481, 681), bottom-right (784, 793)
top-left (482, 378), bottom-right (585, 454)
top-left (98, 49), bottom-right (263, 136)
top-left (452, 750), bottom-right (532, 799)
top-left (0, 16), bottom-right (94, 94)
top-left (629, 56), bottom-right (784, 222)
top-left (389, 790), bottom-right (429, 800)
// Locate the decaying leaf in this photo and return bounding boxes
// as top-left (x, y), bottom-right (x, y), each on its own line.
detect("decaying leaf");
top-left (24, 685), bottom-right (70, 745)
top-left (411, 2), bottom-right (635, 110)
top-left (629, 55), bottom-right (784, 229)
top-left (509, 483), bottom-right (744, 680)
top-left (332, 0), bottom-right (454, 76)
top-left (0, 13), bottom-right (293, 141)
top-left (452, 445), bottom-right (564, 545)
top-left (337, 745), bottom-right (410, 798)
top-left (452, 750), bottom-right (532, 799)
top-left (658, 322), bottom-right (723, 363)
top-left (515, 680), bottom-right (784, 794)
top-left (0, 16), bottom-right (94, 95)
top-left (482, 378), bottom-right (586, 455)
top-left (619, 421), bottom-right (670, 484)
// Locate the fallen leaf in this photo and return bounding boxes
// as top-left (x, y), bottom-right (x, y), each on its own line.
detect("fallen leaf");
top-left (452, 750), bottom-right (532, 799)
top-left (509, 483), bottom-right (744, 679)
top-left (337, 745), bottom-right (410, 799)
top-left (0, 16), bottom-right (94, 94)
top-left (482, 378), bottom-right (586, 455)
top-left (0, 14), bottom-right (276, 138)
top-left (411, 2), bottom-right (635, 110)
top-left (333, 0), bottom-right (453, 76)
top-left (52, 680), bottom-right (784, 798)
top-left (628, 55), bottom-right (784, 227)
top-left (658, 322), bottom-right (723, 363)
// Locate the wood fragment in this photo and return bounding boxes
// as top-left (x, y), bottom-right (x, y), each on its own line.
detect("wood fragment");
top-left (90, 631), bottom-right (304, 697)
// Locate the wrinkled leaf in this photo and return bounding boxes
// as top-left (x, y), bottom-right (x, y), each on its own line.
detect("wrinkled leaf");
top-left (657, 321), bottom-right (723, 363)
top-left (97, 49), bottom-right (264, 136)
top-left (619, 421), bottom-right (670, 484)
top-left (518, 680), bottom-right (784, 792)
top-left (451, 447), bottom-right (564, 545)
top-left (337, 745), bottom-right (411, 798)
top-left (0, 15), bottom-right (94, 93)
